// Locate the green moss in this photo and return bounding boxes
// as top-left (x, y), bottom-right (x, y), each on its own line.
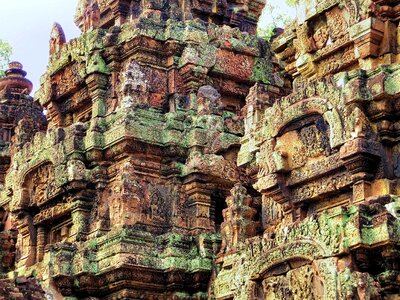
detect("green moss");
top-left (251, 57), bottom-right (272, 84)
top-left (88, 239), bottom-right (98, 250)
top-left (385, 72), bottom-right (400, 95)
top-left (86, 52), bottom-right (109, 75)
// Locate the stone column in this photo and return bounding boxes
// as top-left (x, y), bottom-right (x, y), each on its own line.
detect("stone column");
top-left (36, 226), bottom-right (47, 262)
top-left (71, 207), bottom-right (90, 241)
top-left (110, 0), bottom-right (131, 25)
top-left (185, 181), bottom-right (212, 233)
top-left (86, 74), bottom-right (108, 119)
top-left (340, 137), bottom-right (381, 203)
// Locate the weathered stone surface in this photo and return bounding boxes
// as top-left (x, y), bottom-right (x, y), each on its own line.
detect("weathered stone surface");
top-left (75, 0), bottom-right (266, 34)
top-left (0, 278), bottom-right (46, 300)
top-left (215, 0), bottom-right (400, 299)
top-left (0, 0), bottom-right (279, 299)
top-left (0, 0), bottom-right (399, 299)
top-left (272, 0), bottom-right (400, 79)
top-left (0, 62), bottom-right (46, 185)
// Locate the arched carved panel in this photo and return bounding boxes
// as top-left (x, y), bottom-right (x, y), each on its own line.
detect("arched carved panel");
top-left (246, 241), bottom-right (336, 300)
top-left (254, 97), bottom-right (352, 224)
top-left (27, 164), bottom-right (58, 207)
top-left (13, 162), bottom-right (71, 267)
top-left (250, 240), bottom-right (326, 281)
top-left (251, 264), bottom-right (326, 300)
top-left (264, 97), bottom-right (345, 149)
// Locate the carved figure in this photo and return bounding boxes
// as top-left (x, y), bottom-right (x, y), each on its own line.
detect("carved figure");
top-left (49, 23), bottom-right (66, 55)
top-left (120, 60), bottom-right (149, 108)
top-left (30, 164), bottom-right (56, 206)
top-left (196, 85), bottom-right (223, 116)
top-left (219, 184), bottom-right (258, 254)
top-left (1, 0), bottom-right (400, 299)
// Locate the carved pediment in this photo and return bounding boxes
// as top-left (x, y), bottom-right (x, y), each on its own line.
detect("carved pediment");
top-left (16, 163), bottom-right (61, 210)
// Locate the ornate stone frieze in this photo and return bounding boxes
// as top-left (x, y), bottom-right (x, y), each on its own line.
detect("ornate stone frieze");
top-left (0, 0), bottom-right (399, 298)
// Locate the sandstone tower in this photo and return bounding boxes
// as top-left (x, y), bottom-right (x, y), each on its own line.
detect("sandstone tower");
top-left (0, 0), bottom-right (399, 299)
top-left (215, 0), bottom-right (400, 299)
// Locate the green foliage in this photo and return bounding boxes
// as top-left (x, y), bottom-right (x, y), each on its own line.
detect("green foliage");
top-left (285, 0), bottom-right (298, 7)
top-left (257, 3), bottom-right (293, 41)
top-left (0, 39), bottom-right (12, 78)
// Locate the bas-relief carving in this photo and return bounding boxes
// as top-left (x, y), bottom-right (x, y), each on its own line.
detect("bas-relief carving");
top-left (99, 162), bottom-right (175, 228)
top-left (253, 94), bottom-right (350, 212)
top-left (51, 63), bottom-right (85, 100)
top-left (313, 19), bottom-right (330, 50)
top-left (1, 0), bottom-right (400, 298)
top-left (261, 196), bottom-right (283, 236)
top-left (29, 164), bottom-right (58, 206)
top-left (325, 6), bottom-right (348, 41)
top-left (75, 0), bottom-right (265, 34)
top-left (276, 0), bottom-right (389, 78)
top-left (119, 60), bottom-right (149, 109)
top-left (10, 163), bottom-right (58, 211)
top-left (11, 164), bottom-right (60, 267)
top-left (278, 116), bottom-right (331, 169)
top-left (215, 238), bottom-right (336, 299)
top-left (219, 185), bottom-right (258, 255)
top-left (215, 207), bottom-right (380, 299)
top-left (262, 96), bottom-right (345, 148)
top-left (217, 68), bottom-right (399, 295)
top-left (106, 163), bottom-right (144, 226)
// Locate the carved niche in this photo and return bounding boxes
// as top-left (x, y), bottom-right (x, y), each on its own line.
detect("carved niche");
top-left (103, 162), bottom-right (145, 227)
top-left (24, 164), bottom-right (59, 208)
top-left (119, 60), bottom-right (149, 108)
top-left (219, 184), bottom-right (258, 255)
top-left (254, 92), bottom-right (351, 226)
top-left (51, 63), bottom-right (85, 100)
top-left (14, 163), bottom-right (68, 267)
top-left (256, 112), bottom-right (335, 189)
top-left (248, 257), bottom-right (333, 300)
top-left (257, 264), bottom-right (323, 300)
top-left (280, 114), bottom-right (332, 170)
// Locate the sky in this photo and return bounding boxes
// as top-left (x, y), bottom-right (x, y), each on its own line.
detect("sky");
top-left (0, 0), bottom-right (296, 95)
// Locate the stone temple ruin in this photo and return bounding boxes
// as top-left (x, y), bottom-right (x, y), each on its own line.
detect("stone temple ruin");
top-left (0, 0), bottom-right (399, 299)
